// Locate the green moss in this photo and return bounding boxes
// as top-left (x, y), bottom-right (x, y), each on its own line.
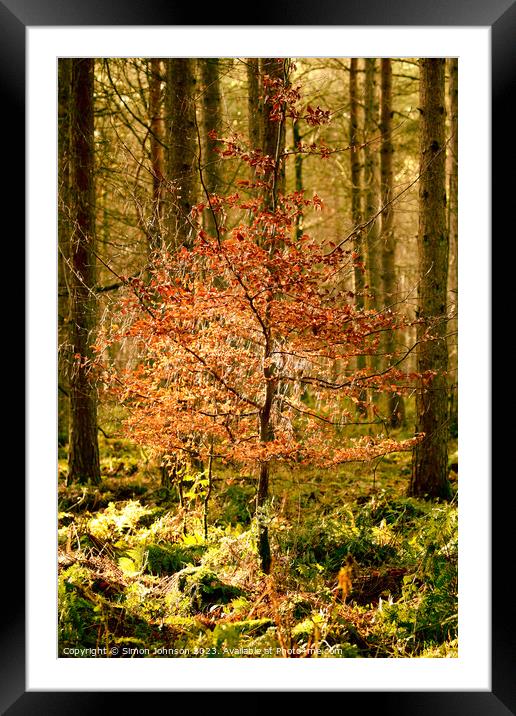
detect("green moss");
top-left (172, 566), bottom-right (244, 614)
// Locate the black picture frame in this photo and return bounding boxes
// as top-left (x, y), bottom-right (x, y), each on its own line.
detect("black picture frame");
top-left (7, 0), bottom-right (511, 712)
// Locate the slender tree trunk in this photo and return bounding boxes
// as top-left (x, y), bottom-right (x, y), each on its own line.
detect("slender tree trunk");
top-left (349, 59), bottom-right (367, 411)
top-left (58, 59), bottom-right (72, 446)
top-left (446, 58), bottom-right (458, 434)
top-left (67, 58), bottom-right (101, 486)
top-left (410, 58), bottom-right (451, 500)
top-left (203, 444), bottom-right (214, 541)
top-left (255, 57), bottom-right (288, 572)
top-left (350, 58), bottom-right (365, 309)
top-left (380, 58), bottom-right (405, 427)
top-left (363, 58), bottom-right (382, 375)
top-left (199, 58), bottom-right (222, 237)
top-left (247, 58), bottom-right (262, 154)
top-left (148, 58), bottom-right (165, 252)
top-left (261, 58), bottom-right (286, 207)
top-left (257, 367), bottom-right (274, 575)
top-left (166, 58), bottom-right (197, 249)
top-left (293, 118), bottom-right (303, 240)
top-left (363, 59), bottom-right (382, 314)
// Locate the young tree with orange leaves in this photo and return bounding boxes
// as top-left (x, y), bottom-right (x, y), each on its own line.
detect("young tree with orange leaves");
top-left (97, 66), bottom-right (429, 572)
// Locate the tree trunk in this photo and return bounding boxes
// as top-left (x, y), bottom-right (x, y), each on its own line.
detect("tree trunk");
top-left (247, 58), bottom-right (262, 154)
top-left (148, 58), bottom-right (165, 252)
top-left (363, 58), bottom-right (382, 374)
top-left (58, 59), bottom-right (72, 447)
top-left (446, 58), bottom-right (458, 435)
top-left (293, 118), bottom-right (303, 240)
top-left (166, 58), bottom-right (197, 249)
top-left (67, 58), bottom-right (101, 486)
top-left (363, 59), bottom-right (382, 313)
top-left (350, 58), bottom-right (365, 309)
top-left (199, 58), bottom-right (222, 237)
top-left (261, 58), bottom-right (286, 208)
top-left (349, 59), bottom-right (367, 411)
top-left (380, 59), bottom-right (405, 427)
top-left (254, 57), bottom-right (288, 572)
top-left (257, 369), bottom-right (274, 575)
top-left (410, 58), bottom-right (451, 500)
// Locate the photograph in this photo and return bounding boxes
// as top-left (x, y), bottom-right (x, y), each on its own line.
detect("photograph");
top-left (11, 2), bottom-right (506, 706)
top-left (57, 55), bottom-right (459, 661)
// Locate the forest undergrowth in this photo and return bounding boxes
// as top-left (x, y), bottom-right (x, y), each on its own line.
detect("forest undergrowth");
top-left (58, 432), bottom-right (458, 659)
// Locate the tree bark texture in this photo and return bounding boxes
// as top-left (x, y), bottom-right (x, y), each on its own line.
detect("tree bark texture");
top-left (261, 58), bottom-right (286, 209)
top-left (58, 59), bottom-right (72, 445)
top-left (380, 59), bottom-right (405, 427)
top-left (411, 58), bottom-right (451, 500)
top-left (349, 59), bottom-right (367, 409)
top-left (199, 58), bottom-right (222, 237)
top-left (247, 58), bottom-right (263, 154)
top-left (166, 58), bottom-right (198, 249)
top-left (67, 58), bottom-right (101, 486)
top-left (254, 57), bottom-right (289, 572)
top-left (446, 58), bottom-right (458, 433)
top-left (363, 58), bottom-right (382, 315)
top-left (148, 58), bottom-right (166, 251)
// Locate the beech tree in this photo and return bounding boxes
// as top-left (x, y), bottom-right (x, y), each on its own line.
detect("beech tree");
top-left (98, 70), bottom-right (428, 572)
top-left (410, 58), bottom-right (451, 500)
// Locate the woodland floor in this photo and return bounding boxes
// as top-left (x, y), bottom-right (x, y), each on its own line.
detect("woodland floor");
top-left (58, 432), bottom-right (458, 659)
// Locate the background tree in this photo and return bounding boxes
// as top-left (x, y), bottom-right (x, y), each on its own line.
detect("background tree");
top-left (148, 58), bottom-right (166, 251)
top-left (446, 58), bottom-right (458, 434)
top-left (349, 58), bottom-right (367, 409)
top-left (166, 58), bottom-right (198, 249)
top-left (410, 58), bottom-right (451, 500)
top-left (363, 58), bottom-right (381, 319)
top-left (380, 58), bottom-right (406, 428)
top-left (66, 58), bottom-right (101, 485)
top-left (58, 58), bottom-right (72, 446)
top-left (199, 58), bottom-right (222, 236)
top-left (246, 58), bottom-right (262, 156)
top-left (261, 58), bottom-right (287, 204)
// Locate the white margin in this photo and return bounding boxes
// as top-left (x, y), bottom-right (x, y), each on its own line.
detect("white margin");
top-left (27, 26), bottom-right (491, 691)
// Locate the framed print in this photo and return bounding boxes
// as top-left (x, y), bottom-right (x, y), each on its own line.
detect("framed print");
top-left (6, 0), bottom-right (512, 711)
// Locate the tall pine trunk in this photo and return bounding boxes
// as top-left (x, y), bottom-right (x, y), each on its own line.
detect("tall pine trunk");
top-left (363, 59), bottom-right (382, 374)
top-left (349, 59), bottom-right (367, 411)
top-left (166, 58), bottom-right (197, 249)
top-left (380, 59), bottom-right (405, 428)
top-left (199, 58), bottom-right (222, 237)
top-left (67, 58), bottom-right (101, 486)
top-left (261, 58), bottom-right (286, 206)
top-left (247, 59), bottom-right (262, 154)
top-left (410, 58), bottom-right (451, 500)
top-left (350, 58), bottom-right (365, 310)
top-left (446, 58), bottom-right (458, 435)
top-left (58, 59), bottom-right (72, 446)
top-left (148, 58), bottom-right (165, 252)
top-left (363, 59), bottom-right (381, 315)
